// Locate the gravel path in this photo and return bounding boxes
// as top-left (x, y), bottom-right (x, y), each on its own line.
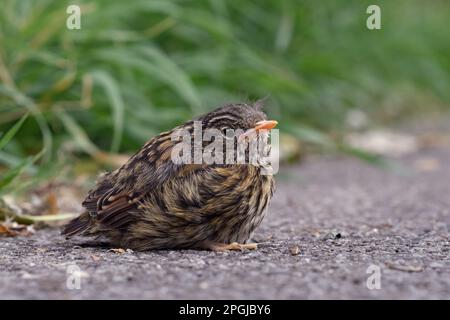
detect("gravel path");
top-left (1, 135), bottom-right (449, 299)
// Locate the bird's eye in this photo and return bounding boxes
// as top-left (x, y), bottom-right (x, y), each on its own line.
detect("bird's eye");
top-left (220, 127), bottom-right (230, 136)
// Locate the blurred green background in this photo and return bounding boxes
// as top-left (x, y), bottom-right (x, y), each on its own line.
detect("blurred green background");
top-left (0, 0), bottom-right (450, 194)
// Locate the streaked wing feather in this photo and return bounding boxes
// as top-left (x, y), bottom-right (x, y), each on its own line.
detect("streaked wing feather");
top-left (80, 128), bottom-right (189, 229)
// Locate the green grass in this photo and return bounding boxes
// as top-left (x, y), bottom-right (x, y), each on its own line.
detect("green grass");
top-left (0, 113), bottom-right (43, 194)
top-left (0, 0), bottom-right (449, 191)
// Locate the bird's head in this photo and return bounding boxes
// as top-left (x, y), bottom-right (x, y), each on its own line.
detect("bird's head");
top-left (198, 100), bottom-right (278, 140)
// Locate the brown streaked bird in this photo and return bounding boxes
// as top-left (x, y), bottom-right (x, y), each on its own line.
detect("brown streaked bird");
top-left (62, 101), bottom-right (277, 251)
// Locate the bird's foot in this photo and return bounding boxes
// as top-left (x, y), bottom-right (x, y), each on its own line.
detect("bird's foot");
top-left (205, 242), bottom-right (258, 251)
top-left (108, 248), bottom-right (133, 254)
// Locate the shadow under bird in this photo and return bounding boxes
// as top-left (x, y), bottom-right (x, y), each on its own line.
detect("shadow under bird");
top-left (62, 101), bottom-right (278, 251)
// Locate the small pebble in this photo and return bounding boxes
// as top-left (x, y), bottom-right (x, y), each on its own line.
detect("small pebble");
top-left (290, 246), bottom-right (300, 256)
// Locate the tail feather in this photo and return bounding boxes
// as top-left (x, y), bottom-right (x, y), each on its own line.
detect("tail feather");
top-left (62, 212), bottom-right (92, 238)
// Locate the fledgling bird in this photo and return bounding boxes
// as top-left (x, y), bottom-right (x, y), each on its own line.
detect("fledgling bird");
top-left (62, 101), bottom-right (277, 251)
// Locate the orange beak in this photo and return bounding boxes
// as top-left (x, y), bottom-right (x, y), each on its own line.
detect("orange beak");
top-left (254, 120), bottom-right (278, 131)
top-left (239, 120), bottom-right (278, 141)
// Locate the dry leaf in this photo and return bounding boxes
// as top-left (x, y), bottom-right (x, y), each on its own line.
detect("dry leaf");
top-left (0, 222), bottom-right (34, 237)
top-left (46, 192), bottom-right (59, 215)
top-left (0, 224), bottom-right (14, 236)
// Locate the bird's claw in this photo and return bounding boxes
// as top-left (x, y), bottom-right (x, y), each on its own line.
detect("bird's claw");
top-left (206, 242), bottom-right (258, 251)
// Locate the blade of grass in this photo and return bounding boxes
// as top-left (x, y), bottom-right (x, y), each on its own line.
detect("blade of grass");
top-left (0, 113), bottom-right (28, 150)
top-left (91, 70), bottom-right (125, 153)
top-left (57, 110), bottom-right (100, 157)
top-left (96, 47), bottom-right (202, 113)
top-left (0, 205), bottom-right (77, 224)
top-left (0, 149), bottom-right (43, 193)
top-left (0, 84), bottom-right (52, 161)
top-left (21, 212), bottom-right (78, 222)
top-left (139, 45), bottom-right (203, 112)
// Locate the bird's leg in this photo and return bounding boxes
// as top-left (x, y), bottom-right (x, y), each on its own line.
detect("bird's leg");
top-left (202, 241), bottom-right (258, 251)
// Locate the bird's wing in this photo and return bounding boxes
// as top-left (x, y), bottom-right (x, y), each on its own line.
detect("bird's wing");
top-left (82, 126), bottom-right (197, 229)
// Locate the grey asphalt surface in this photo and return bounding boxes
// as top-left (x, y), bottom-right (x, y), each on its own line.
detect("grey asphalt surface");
top-left (1, 131), bottom-right (450, 299)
